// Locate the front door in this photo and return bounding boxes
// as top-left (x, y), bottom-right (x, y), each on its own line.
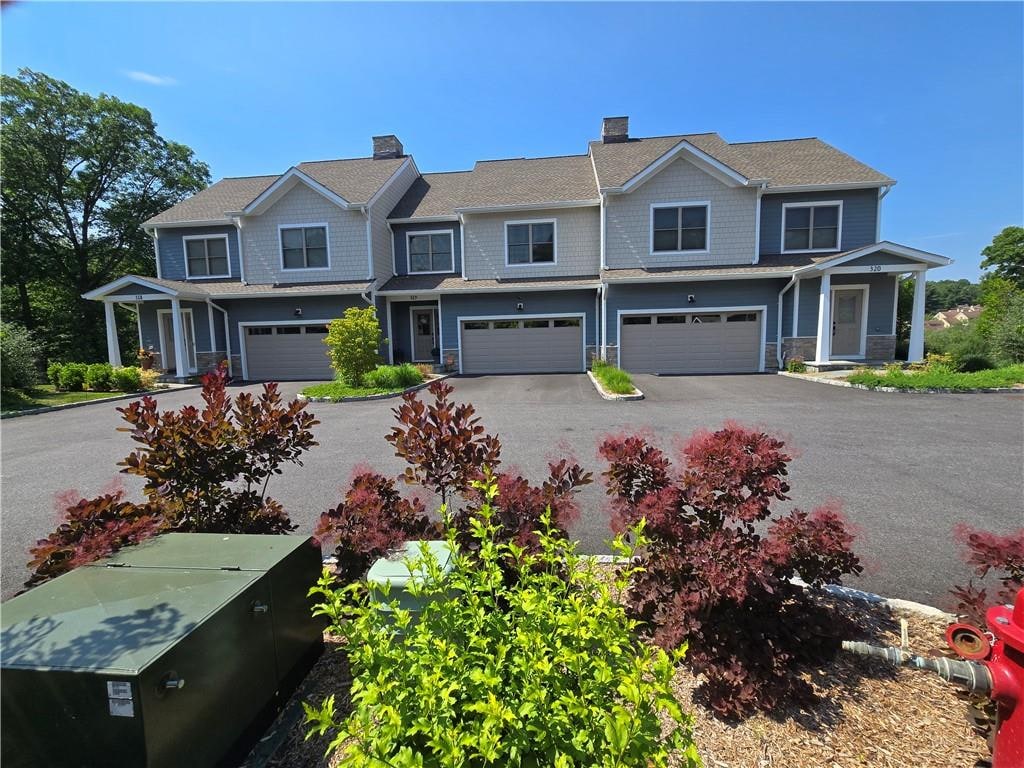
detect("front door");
top-left (831, 288), bottom-right (865, 358)
top-left (412, 308), bottom-right (438, 362)
top-left (159, 310), bottom-right (197, 372)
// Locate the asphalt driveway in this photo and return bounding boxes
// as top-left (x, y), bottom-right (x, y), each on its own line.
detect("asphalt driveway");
top-left (2, 374), bottom-right (1021, 606)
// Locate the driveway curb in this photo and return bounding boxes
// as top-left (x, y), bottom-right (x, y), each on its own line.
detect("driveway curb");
top-left (778, 370), bottom-right (1020, 395)
top-left (586, 371), bottom-right (644, 401)
top-left (0, 385), bottom-right (199, 419)
top-left (299, 374), bottom-right (452, 403)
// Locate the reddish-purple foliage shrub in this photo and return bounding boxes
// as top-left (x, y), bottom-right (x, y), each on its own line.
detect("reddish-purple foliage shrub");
top-left (599, 425), bottom-right (862, 718)
top-left (119, 364), bottom-right (317, 533)
top-left (26, 490), bottom-right (164, 587)
top-left (950, 524), bottom-right (1024, 627)
top-left (316, 473), bottom-right (437, 582)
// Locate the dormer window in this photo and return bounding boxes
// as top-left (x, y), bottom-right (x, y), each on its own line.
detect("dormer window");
top-left (782, 202), bottom-right (842, 252)
top-left (651, 203), bottom-right (709, 254)
top-left (408, 230), bottom-right (454, 273)
top-left (183, 235), bottom-right (230, 278)
top-left (280, 224), bottom-right (329, 270)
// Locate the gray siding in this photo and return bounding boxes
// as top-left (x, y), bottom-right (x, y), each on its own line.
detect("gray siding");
top-left (369, 161), bottom-right (418, 281)
top-left (392, 221), bottom-right (462, 276)
top-left (759, 188), bottom-right (879, 257)
top-left (837, 252), bottom-right (918, 268)
top-left (793, 273), bottom-right (898, 337)
top-left (462, 207), bottom-right (601, 280)
top-left (605, 156), bottom-right (758, 269)
top-left (241, 183), bottom-right (368, 284)
top-left (156, 225), bottom-right (241, 282)
top-left (604, 278), bottom-right (788, 346)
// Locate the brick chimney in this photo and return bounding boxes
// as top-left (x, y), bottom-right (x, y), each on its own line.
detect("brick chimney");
top-left (372, 135), bottom-right (404, 159)
top-left (601, 116), bottom-right (629, 144)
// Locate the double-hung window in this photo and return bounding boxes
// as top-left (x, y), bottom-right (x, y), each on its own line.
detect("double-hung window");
top-left (280, 225), bottom-right (329, 270)
top-left (408, 231), bottom-right (454, 273)
top-left (506, 220), bottom-right (555, 265)
top-left (782, 203), bottom-right (841, 252)
top-left (652, 203), bottom-right (709, 253)
top-left (184, 236), bottom-right (230, 278)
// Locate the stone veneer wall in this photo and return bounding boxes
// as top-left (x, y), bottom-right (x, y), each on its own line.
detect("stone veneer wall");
top-left (866, 335), bottom-right (897, 362)
top-left (763, 343), bottom-right (779, 372)
top-left (782, 337), bottom-right (817, 363)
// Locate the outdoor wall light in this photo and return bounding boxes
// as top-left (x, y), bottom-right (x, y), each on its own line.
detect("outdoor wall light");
top-left (516, 301), bottom-right (524, 311)
top-left (687, 295), bottom-right (696, 304)
top-left (294, 308), bottom-right (303, 317)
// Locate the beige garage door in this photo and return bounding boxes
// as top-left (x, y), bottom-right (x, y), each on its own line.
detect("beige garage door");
top-left (244, 324), bottom-right (334, 380)
top-left (460, 317), bottom-right (584, 374)
top-left (619, 311), bottom-right (762, 374)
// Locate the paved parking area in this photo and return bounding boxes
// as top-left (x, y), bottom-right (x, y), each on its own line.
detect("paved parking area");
top-left (2, 373), bottom-right (1021, 605)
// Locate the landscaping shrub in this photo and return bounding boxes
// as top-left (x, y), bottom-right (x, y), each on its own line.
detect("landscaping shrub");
top-left (325, 307), bottom-right (384, 385)
top-left (950, 524), bottom-right (1024, 628)
top-left (989, 292), bottom-right (1024, 364)
top-left (1, 321), bottom-right (41, 390)
top-left (84, 362), bottom-right (114, 391)
top-left (956, 353), bottom-right (995, 373)
top-left (785, 357), bottom-right (807, 373)
top-left (316, 472), bottom-right (437, 582)
top-left (117, 364), bottom-right (318, 534)
top-left (847, 364), bottom-right (1024, 390)
top-left (26, 489), bottom-right (164, 587)
top-left (110, 365), bottom-right (143, 392)
top-left (591, 359), bottom-right (635, 394)
top-left (362, 362), bottom-right (423, 390)
top-left (599, 425), bottom-right (862, 718)
top-left (57, 362), bottom-right (88, 391)
top-left (305, 477), bottom-right (698, 768)
top-left (414, 363), bottom-right (434, 379)
top-left (46, 361), bottom-right (63, 388)
top-left (138, 368), bottom-right (160, 390)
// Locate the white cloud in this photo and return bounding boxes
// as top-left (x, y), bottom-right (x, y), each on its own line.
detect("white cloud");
top-left (123, 70), bottom-right (178, 86)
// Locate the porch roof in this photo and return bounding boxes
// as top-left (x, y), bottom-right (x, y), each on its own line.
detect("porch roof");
top-left (83, 275), bottom-right (374, 301)
top-left (378, 273), bottom-right (601, 295)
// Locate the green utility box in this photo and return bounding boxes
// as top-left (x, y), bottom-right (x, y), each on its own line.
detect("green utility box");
top-left (367, 540), bottom-right (454, 615)
top-left (1, 534), bottom-right (324, 768)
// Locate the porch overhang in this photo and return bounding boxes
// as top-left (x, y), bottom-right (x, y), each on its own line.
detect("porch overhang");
top-left (81, 275), bottom-right (207, 302)
top-left (794, 241), bottom-right (952, 276)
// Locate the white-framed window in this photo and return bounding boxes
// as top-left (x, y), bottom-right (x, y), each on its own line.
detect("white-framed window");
top-left (279, 224), bottom-right (330, 270)
top-left (407, 230), bottom-right (454, 273)
top-left (505, 219), bottom-right (556, 266)
top-left (782, 201), bottom-right (842, 253)
top-left (183, 235), bottom-right (231, 278)
top-left (650, 202), bottom-right (710, 254)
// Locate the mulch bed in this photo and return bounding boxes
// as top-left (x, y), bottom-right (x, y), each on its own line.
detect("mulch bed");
top-left (250, 594), bottom-right (989, 768)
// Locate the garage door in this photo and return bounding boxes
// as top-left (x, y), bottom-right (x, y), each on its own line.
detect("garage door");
top-left (244, 324), bottom-right (334, 380)
top-left (460, 317), bottom-right (583, 374)
top-left (619, 311), bottom-right (762, 374)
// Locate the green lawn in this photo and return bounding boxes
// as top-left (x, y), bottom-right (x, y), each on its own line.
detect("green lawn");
top-left (300, 381), bottom-right (406, 401)
top-left (591, 360), bottom-right (637, 395)
top-left (846, 364), bottom-right (1024, 391)
top-left (1, 385), bottom-right (125, 414)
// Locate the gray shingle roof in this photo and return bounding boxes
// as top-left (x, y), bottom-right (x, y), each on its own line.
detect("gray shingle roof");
top-left (102, 275), bottom-right (372, 298)
top-left (378, 274), bottom-right (600, 293)
top-left (143, 175), bottom-right (277, 226)
top-left (388, 171), bottom-right (472, 219)
top-left (296, 156), bottom-right (408, 205)
top-left (457, 154), bottom-right (598, 210)
top-left (600, 251), bottom-right (864, 281)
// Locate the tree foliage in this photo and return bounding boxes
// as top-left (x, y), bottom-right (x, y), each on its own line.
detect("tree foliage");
top-left (0, 69), bottom-right (210, 361)
top-left (324, 307), bottom-right (384, 385)
top-left (950, 524), bottom-right (1024, 628)
top-left (980, 225), bottom-right (1024, 288)
top-left (0, 321), bottom-right (42, 390)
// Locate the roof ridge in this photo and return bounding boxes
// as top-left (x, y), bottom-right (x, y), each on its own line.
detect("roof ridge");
top-left (297, 155), bottom-right (398, 165)
top-left (589, 132), bottom-right (720, 144)
top-left (475, 152), bottom-right (590, 165)
top-left (420, 169), bottom-right (474, 176)
top-left (220, 173), bottom-right (280, 180)
top-left (727, 137), bottom-right (820, 146)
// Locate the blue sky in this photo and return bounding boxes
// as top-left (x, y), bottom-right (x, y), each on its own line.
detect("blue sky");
top-left (3, 2), bottom-right (1021, 280)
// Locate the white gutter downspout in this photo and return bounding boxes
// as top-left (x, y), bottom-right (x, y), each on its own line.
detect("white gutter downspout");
top-left (150, 229), bottom-right (162, 279)
top-left (875, 185), bottom-right (892, 242)
top-left (363, 206), bottom-right (373, 280)
top-left (753, 182), bottom-right (767, 264)
top-left (599, 192), bottom-right (607, 270)
top-left (458, 213), bottom-right (467, 280)
top-left (599, 282), bottom-right (608, 361)
top-left (207, 300), bottom-right (233, 377)
top-left (233, 217), bottom-right (247, 284)
top-left (777, 275), bottom-right (797, 371)
top-left (386, 220), bottom-right (397, 277)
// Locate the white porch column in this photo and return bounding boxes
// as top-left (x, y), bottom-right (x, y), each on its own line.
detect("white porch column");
top-left (207, 302), bottom-right (217, 364)
top-left (170, 298), bottom-right (188, 379)
top-left (908, 270), bottom-right (927, 362)
top-left (104, 302), bottom-right (123, 367)
top-left (814, 272), bottom-right (832, 363)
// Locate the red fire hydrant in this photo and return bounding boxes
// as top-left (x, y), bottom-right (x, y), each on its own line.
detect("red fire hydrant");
top-left (844, 587), bottom-right (1024, 768)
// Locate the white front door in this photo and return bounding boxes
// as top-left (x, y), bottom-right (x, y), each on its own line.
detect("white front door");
top-left (831, 288), bottom-right (866, 358)
top-left (159, 309), bottom-right (197, 372)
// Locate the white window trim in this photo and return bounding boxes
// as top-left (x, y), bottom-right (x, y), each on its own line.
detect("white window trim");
top-left (278, 222), bottom-right (331, 272)
top-left (781, 200), bottom-right (844, 254)
top-left (503, 218), bottom-right (558, 268)
top-left (156, 307), bottom-right (199, 372)
top-left (237, 318), bottom-right (334, 381)
top-left (182, 234), bottom-right (232, 280)
top-left (616, 305), bottom-right (767, 373)
top-left (409, 304), bottom-right (439, 362)
top-left (829, 283), bottom-right (869, 360)
top-left (405, 229), bottom-right (455, 275)
top-left (456, 312), bottom-right (585, 374)
top-left (648, 201), bottom-right (711, 257)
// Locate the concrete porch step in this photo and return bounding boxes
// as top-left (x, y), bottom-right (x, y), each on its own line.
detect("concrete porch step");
top-left (806, 360), bottom-right (891, 372)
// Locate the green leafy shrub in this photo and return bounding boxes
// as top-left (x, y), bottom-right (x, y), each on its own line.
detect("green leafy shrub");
top-left (884, 362), bottom-right (904, 376)
top-left (990, 293), bottom-right (1024, 364)
top-left (47, 361), bottom-right (63, 388)
top-left (956, 354), bottom-right (994, 373)
top-left (111, 366), bottom-right (143, 392)
top-left (57, 362), bottom-right (88, 391)
top-left (785, 357), bottom-right (807, 373)
top-left (85, 362), bottom-right (114, 391)
top-left (305, 476), bottom-right (698, 767)
top-left (591, 359), bottom-right (635, 394)
top-left (1, 321), bottom-right (42, 390)
top-left (362, 363), bottom-right (423, 390)
top-left (139, 368), bottom-right (161, 390)
top-left (325, 307), bottom-right (384, 385)
top-left (847, 364), bottom-right (1024, 390)
top-left (926, 322), bottom-right (991, 370)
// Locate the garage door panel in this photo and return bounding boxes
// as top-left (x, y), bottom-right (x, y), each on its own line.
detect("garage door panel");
top-left (461, 320), bottom-right (583, 374)
top-left (620, 312), bottom-right (761, 374)
top-left (245, 326), bottom-right (334, 381)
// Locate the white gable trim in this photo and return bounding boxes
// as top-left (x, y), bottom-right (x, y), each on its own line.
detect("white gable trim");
top-left (242, 167), bottom-right (352, 215)
top-left (796, 241), bottom-right (951, 274)
top-left (83, 275), bottom-right (184, 301)
top-left (366, 156), bottom-right (417, 210)
top-left (607, 140), bottom-right (752, 194)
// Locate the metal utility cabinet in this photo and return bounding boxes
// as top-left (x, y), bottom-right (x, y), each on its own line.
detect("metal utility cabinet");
top-left (1, 534), bottom-right (324, 768)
